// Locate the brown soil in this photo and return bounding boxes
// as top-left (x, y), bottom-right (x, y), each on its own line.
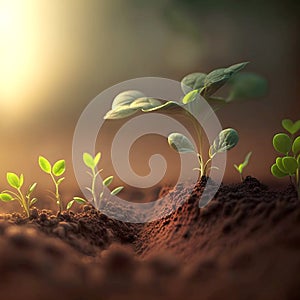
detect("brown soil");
top-left (0, 177), bottom-right (300, 300)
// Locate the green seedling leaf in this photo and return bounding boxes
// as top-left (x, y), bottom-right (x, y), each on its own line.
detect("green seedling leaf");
top-left (39, 156), bottom-right (52, 174)
top-left (273, 133), bottom-right (292, 154)
top-left (182, 89), bottom-right (199, 104)
top-left (292, 136), bottom-right (300, 155)
top-left (103, 176), bottom-right (113, 187)
top-left (73, 196), bottom-right (87, 204)
top-left (130, 97), bottom-right (162, 110)
top-left (271, 164), bottom-right (287, 178)
top-left (29, 182), bottom-right (37, 193)
top-left (30, 198), bottom-right (38, 206)
top-left (83, 153), bottom-right (95, 169)
top-left (7, 172), bottom-right (21, 189)
top-left (282, 119), bottom-right (300, 135)
top-left (234, 152), bottom-right (252, 174)
top-left (94, 152), bottom-right (101, 166)
top-left (282, 156), bottom-right (298, 175)
top-left (142, 101), bottom-right (179, 112)
top-left (112, 90), bottom-right (145, 109)
top-left (104, 105), bottom-right (138, 119)
top-left (19, 174), bottom-right (24, 188)
top-left (276, 157), bottom-right (288, 173)
top-left (52, 160), bottom-right (66, 176)
top-left (181, 73), bottom-right (206, 94)
top-left (210, 128), bottom-right (239, 155)
top-left (0, 193), bottom-right (14, 202)
top-left (57, 177), bottom-right (65, 185)
top-left (227, 72), bottom-right (267, 102)
top-left (168, 133), bottom-right (196, 153)
top-left (111, 186), bottom-right (124, 195)
top-left (66, 200), bottom-right (74, 210)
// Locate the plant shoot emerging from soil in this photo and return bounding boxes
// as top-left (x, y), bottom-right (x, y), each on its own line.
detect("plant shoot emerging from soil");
top-left (234, 152), bottom-right (252, 181)
top-left (0, 173), bottom-right (37, 217)
top-left (271, 119), bottom-right (300, 198)
top-left (38, 156), bottom-right (66, 212)
top-left (67, 152), bottom-right (124, 210)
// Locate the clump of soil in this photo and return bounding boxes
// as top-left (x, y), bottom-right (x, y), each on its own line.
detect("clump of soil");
top-left (1, 177), bottom-right (300, 300)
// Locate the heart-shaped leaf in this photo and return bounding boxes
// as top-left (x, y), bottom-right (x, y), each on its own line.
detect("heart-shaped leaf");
top-left (282, 156), bottom-right (298, 175)
top-left (168, 133), bottom-right (196, 153)
top-left (292, 136), bottom-right (300, 155)
top-left (273, 133), bottom-right (292, 154)
top-left (282, 119), bottom-right (300, 135)
top-left (271, 164), bottom-right (288, 178)
top-left (112, 90), bottom-right (145, 109)
top-left (276, 157), bottom-right (288, 173)
top-left (181, 73), bottom-right (207, 94)
top-left (210, 128), bottom-right (239, 156)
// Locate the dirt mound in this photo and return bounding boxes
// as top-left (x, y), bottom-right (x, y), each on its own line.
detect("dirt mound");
top-left (0, 177), bottom-right (300, 299)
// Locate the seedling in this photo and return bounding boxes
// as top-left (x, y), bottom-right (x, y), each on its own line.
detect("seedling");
top-left (67, 152), bottom-right (124, 210)
top-left (38, 156), bottom-right (65, 212)
top-left (271, 119), bottom-right (300, 198)
top-left (0, 173), bottom-right (37, 217)
top-left (234, 152), bottom-right (252, 181)
top-left (168, 128), bottom-right (239, 177)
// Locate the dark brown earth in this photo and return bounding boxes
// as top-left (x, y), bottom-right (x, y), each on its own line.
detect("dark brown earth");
top-left (0, 177), bottom-right (300, 300)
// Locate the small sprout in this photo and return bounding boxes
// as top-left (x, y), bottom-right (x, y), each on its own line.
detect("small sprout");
top-left (68, 152), bottom-right (124, 210)
top-left (234, 152), bottom-right (252, 181)
top-left (168, 133), bottom-right (196, 153)
top-left (39, 156), bottom-right (65, 212)
top-left (271, 119), bottom-right (300, 199)
top-left (0, 172), bottom-right (37, 217)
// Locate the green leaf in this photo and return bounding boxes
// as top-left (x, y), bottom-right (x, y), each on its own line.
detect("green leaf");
top-left (182, 89), bottom-right (199, 104)
top-left (275, 157), bottom-right (288, 173)
top-left (28, 182), bottom-right (37, 193)
top-left (29, 198), bottom-right (38, 206)
top-left (142, 101), bottom-right (180, 112)
top-left (282, 119), bottom-right (300, 135)
top-left (83, 153), bottom-right (95, 169)
top-left (57, 177), bottom-right (65, 185)
top-left (73, 196), bottom-right (87, 204)
top-left (273, 133), bottom-right (292, 154)
top-left (104, 106), bottom-right (138, 120)
top-left (112, 90), bottom-right (145, 109)
top-left (93, 152), bottom-right (101, 166)
top-left (129, 97), bottom-right (162, 110)
top-left (271, 164), bottom-right (287, 178)
top-left (168, 133), bottom-right (196, 153)
top-left (39, 156), bottom-right (52, 174)
top-left (19, 174), bottom-right (24, 188)
top-left (292, 136), bottom-right (300, 155)
top-left (0, 193), bottom-right (14, 202)
top-left (282, 156), bottom-right (298, 175)
top-left (210, 128), bottom-right (239, 155)
top-left (52, 160), bottom-right (66, 176)
top-left (227, 72), bottom-right (267, 102)
top-left (235, 152), bottom-right (252, 174)
top-left (181, 72), bottom-right (206, 94)
top-left (66, 200), bottom-right (74, 210)
top-left (111, 186), bottom-right (124, 195)
top-left (103, 175), bottom-right (113, 186)
top-left (7, 172), bottom-right (21, 189)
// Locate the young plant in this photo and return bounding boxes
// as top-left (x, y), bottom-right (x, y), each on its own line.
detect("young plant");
top-left (168, 128), bottom-right (239, 177)
top-left (38, 156), bottom-right (66, 212)
top-left (0, 173), bottom-right (37, 217)
top-left (234, 151), bottom-right (252, 181)
top-left (67, 152), bottom-right (124, 210)
top-left (271, 119), bottom-right (300, 198)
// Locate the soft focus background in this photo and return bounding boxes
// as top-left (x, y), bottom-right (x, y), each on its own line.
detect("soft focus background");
top-left (0, 0), bottom-right (299, 207)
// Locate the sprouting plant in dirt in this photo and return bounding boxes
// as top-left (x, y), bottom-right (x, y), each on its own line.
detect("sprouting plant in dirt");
top-left (271, 119), bottom-right (300, 198)
top-left (167, 128), bottom-right (239, 177)
top-left (67, 152), bottom-right (124, 210)
top-left (234, 152), bottom-right (252, 181)
top-left (0, 173), bottom-right (37, 217)
top-left (38, 156), bottom-right (65, 212)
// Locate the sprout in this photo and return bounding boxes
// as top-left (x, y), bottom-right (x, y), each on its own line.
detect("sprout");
top-left (271, 119), bottom-right (300, 199)
top-left (234, 152), bottom-right (252, 181)
top-left (67, 152), bottom-right (124, 210)
top-left (0, 173), bottom-right (37, 217)
top-left (38, 156), bottom-right (65, 212)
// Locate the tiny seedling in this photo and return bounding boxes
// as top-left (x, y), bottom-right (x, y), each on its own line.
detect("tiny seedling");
top-left (0, 173), bottom-right (37, 217)
top-left (168, 128), bottom-right (239, 177)
top-left (67, 152), bottom-right (124, 210)
top-left (271, 119), bottom-right (300, 198)
top-left (234, 152), bottom-right (252, 181)
top-left (38, 156), bottom-right (66, 212)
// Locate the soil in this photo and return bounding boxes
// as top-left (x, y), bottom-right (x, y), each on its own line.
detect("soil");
top-left (0, 176), bottom-right (300, 300)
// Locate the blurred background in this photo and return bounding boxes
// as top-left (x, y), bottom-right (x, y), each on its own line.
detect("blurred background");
top-left (0, 0), bottom-right (299, 208)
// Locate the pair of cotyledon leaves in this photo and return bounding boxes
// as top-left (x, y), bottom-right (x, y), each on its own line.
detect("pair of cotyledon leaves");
top-left (104, 62), bottom-right (267, 120)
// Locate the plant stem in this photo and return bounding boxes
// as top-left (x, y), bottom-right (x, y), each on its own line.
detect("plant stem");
top-left (17, 188), bottom-right (29, 217)
top-left (50, 173), bottom-right (63, 212)
top-left (91, 168), bottom-right (97, 206)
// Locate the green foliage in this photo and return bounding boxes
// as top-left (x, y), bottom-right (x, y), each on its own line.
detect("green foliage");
top-left (0, 173), bottom-right (37, 217)
top-left (168, 133), bottom-right (196, 153)
top-left (68, 152), bottom-right (124, 210)
top-left (271, 119), bottom-right (300, 198)
top-left (234, 152), bottom-right (252, 181)
top-left (39, 156), bottom-right (65, 212)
